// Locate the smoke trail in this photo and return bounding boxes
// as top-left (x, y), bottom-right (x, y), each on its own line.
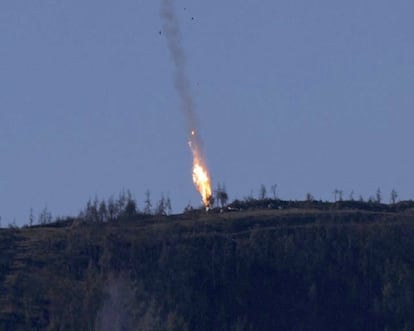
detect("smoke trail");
top-left (161, 0), bottom-right (212, 206)
top-left (161, 0), bottom-right (196, 133)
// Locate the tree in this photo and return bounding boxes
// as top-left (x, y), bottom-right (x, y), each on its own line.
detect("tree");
top-left (124, 197), bottom-right (137, 218)
top-left (29, 208), bottom-right (35, 227)
top-left (215, 184), bottom-right (228, 209)
top-left (38, 206), bottom-right (52, 225)
top-left (349, 190), bottom-right (354, 201)
top-left (306, 192), bottom-right (314, 202)
top-left (155, 194), bottom-right (166, 215)
top-left (333, 189), bottom-right (339, 202)
top-left (84, 197), bottom-right (99, 222)
top-left (218, 190), bottom-right (228, 209)
top-left (390, 189), bottom-right (398, 205)
top-left (270, 184), bottom-right (278, 200)
top-left (8, 219), bottom-right (18, 229)
top-left (376, 188), bottom-right (382, 204)
top-left (246, 189), bottom-right (254, 202)
top-left (107, 196), bottom-right (117, 221)
top-left (117, 190), bottom-right (127, 213)
top-left (207, 195), bottom-right (215, 209)
top-left (165, 196), bottom-right (172, 215)
top-left (183, 204), bottom-right (194, 213)
top-left (144, 190), bottom-right (152, 215)
top-left (98, 201), bottom-right (108, 222)
top-left (259, 184), bottom-right (267, 200)
top-left (214, 183), bottom-right (221, 206)
top-left (332, 189), bottom-right (343, 202)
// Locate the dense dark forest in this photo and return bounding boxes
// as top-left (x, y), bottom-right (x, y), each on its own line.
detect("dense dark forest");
top-left (1, 195), bottom-right (414, 331)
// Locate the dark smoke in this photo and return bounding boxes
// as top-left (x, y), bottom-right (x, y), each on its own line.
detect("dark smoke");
top-left (161, 0), bottom-right (200, 149)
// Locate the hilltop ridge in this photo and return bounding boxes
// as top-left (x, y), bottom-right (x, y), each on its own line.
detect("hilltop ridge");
top-left (1, 200), bottom-right (414, 330)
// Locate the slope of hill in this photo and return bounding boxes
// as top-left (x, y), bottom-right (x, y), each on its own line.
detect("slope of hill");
top-left (1, 203), bottom-right (414, 331)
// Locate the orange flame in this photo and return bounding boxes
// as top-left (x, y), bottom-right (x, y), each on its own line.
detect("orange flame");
top-left (189, 132), bottom-right (212, 207)
top-left (192, 160), bottom-right (212, 207)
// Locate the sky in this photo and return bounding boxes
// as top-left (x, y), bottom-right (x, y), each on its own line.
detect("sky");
top-left (1, 0), bottom-right (413, 225)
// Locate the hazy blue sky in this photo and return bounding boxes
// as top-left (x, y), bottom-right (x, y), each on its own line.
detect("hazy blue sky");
top-left (1, 0), bottom-right (413, 225)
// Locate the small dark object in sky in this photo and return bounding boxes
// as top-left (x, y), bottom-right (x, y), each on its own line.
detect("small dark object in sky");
top-left (191, 17), bottom-right (194, 20)
top-left (159, 30), bottom-right (162, 35)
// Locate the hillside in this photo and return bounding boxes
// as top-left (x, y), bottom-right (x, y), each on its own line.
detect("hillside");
top-left (1, 202), bottom-right (414, 331)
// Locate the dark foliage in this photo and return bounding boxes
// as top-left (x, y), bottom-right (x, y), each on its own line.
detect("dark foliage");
top-left (1, 206), bottom-right (414, 330)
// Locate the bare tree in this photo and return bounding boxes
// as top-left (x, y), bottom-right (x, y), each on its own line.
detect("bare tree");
top-left (156, 194), bottom-right (166, 215)
top-left (270, 184), bottom-right (278, 200)
top-left (219, 190), bottom-right (228, 209)
top-left (306, 192), bottom-right (314, 202)
top-left (245, 189), bottom-right (255, 202)
top-left (376, 188), bottom-right (382, 204)
top-left (29, 208), bottom-right (35, 227)
top-left (390, 189), bottom-right (398, 205)
top-left (349, 190), bottom-right (354, 201)
top-left (117, 190), bottom-right (127, 213)
top-left (214, 183), bottom-right (222, 206)
top-left (259, 184), bottom-right (267, 200)
top-left (215, 183), bottom-right (228, 209)
top-left (165, 196), bottom-right (172, 215)
top-left (8, 219), bottom-right (18, 229)
top-left (207, 195), bottom-right (215, 209)
top-left (333, 189), bottom-right (339, 202)
top-left (38, 206), bottom-right (52, 225)
top-left (184, 203), bottom-right (194, 213)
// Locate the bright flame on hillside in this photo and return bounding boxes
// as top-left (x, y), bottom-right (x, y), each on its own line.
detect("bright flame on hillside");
top-left (161, 0), bottom-right (213, 208)
top-left (189, 135), bottom-right (212, 207)
top-left (192, 161), bottom-right (212, 207)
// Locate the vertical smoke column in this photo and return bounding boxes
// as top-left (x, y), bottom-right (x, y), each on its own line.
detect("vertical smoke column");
top-left (161, 0), bottom-right (212, 207)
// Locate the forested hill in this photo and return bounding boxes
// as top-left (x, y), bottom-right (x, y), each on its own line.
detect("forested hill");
top-left (1, 201), bottom-right (414, 331)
